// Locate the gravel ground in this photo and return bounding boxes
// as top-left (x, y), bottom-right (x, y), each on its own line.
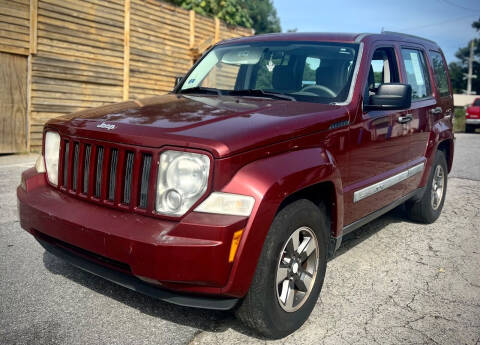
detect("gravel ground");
top-left (1, 134), bottom-right (479, 345)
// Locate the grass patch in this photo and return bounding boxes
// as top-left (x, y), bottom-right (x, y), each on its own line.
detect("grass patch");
top-left (454, 107), bottom-right (465, 133)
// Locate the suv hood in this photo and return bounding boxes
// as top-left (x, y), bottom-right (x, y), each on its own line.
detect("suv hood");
top-left (467, 105), bottom-right (480, 115)
top-left (48, 94), bottom-right (347, 158)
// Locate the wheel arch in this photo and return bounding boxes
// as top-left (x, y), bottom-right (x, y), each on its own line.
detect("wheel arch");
top-left (218, 148), bottom-right (343, 297)
top-left (277, 180), bottom-right (337, 241)
top-left (437, 138), bottom-right (454, 173)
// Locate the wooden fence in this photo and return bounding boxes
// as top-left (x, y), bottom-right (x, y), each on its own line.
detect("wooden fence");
top-left (0, 0), bottom-right (253, 152)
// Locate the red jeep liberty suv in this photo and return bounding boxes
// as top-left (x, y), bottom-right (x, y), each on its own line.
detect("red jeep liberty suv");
top-left (18, 32), bottom-right (454, 338)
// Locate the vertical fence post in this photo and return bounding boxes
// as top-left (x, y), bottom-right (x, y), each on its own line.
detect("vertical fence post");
top-left (29, 0), bottom-right (37, 54)
top-left (123, 0), bottom-right (131, 101)
top-left (214, 17), bottom-right (220, 43)
top-left (27, 0), bottom-right (38, 151)
top-left (189, 10), bottom-right (195, 48)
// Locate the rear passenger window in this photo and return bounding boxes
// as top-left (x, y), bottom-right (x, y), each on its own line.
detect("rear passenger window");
top-left (401, 49), bottom-right (431, 100)
top-left (429, 51), bottom-right (450, 97)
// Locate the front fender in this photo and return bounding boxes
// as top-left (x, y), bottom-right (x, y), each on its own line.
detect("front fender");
top-left (219, 148), bottom-right (342, 297)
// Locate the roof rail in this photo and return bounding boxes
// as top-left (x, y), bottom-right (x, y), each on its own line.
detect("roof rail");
top-left (381, 31), bottom-right (437, 44)
top-left (354, 33), bottom-right (374, 43)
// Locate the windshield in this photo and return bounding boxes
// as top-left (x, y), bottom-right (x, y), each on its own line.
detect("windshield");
top-left (178, 41), bottom-right (359, 103)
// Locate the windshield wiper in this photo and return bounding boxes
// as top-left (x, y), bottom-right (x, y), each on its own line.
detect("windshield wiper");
top-left (178, 87), bottom-right (223, 95)
top-left (228, 89), bottom-right (296, 101)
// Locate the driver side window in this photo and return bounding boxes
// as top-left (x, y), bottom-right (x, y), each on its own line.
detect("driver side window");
top-left (365, 47), bottom-right (400, 103)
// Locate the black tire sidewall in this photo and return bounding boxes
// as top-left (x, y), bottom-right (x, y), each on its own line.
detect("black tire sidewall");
top-left (241, 200), bottom-right (328, 338)
top-left (427, 151), bottom-right (448, 219)
top-left (408, 151), bottom-right (448, 223)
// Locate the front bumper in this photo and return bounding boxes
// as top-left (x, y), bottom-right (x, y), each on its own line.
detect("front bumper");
top-left (17, 168), bottom-right (248, 305)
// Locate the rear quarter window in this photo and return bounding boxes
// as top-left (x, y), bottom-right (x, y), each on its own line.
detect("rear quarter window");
top-left (429, 51), bottom-right (450, 97)
top-left (401, 48), bottom-right (432, 100)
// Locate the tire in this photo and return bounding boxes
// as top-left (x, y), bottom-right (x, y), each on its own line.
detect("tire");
top-left (465, 124), bottom-right (474, 133)
top-left (236, 199), bottom-right (329, 339)
top-left (405, 151), bottom-right (448, 223)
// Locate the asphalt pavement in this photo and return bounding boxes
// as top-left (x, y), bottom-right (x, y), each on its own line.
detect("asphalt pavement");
top-left (1, 134), bottom-right (479, 345)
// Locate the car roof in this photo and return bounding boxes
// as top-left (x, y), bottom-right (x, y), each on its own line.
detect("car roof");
top-left (219, 31), bottom-right (440, 49)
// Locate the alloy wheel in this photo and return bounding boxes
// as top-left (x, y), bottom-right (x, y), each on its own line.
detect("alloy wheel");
top-left (431, 164), bottom-right (445, 210)
top-left (275, 226), bottom-right (319, 312)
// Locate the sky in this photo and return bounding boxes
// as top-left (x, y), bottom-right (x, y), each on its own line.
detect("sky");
top-left (273, 0), bottom-right (479, 63)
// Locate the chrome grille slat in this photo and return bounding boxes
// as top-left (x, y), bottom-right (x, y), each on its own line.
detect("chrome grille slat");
top-left (108, 149), bottom-right (118, 201)
top-left (123, 151), bottom-right (134, 204)
top-left (83, 144), bottom-right (91, 194)
top-left (139, 154), bottom-right (152, 209)
top-left (72, 143), bottom-right (79, 191)
top-left (95, 147), bottom-right (104, 198)
top-left (63, 141), bottom-right (69, 187)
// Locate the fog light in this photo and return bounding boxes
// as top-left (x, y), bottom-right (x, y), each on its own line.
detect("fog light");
top-left (164, 189), bottom-right (182, 211)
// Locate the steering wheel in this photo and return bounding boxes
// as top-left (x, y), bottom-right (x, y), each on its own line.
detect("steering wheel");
top-left (299, 85), bottom-right (336, 98)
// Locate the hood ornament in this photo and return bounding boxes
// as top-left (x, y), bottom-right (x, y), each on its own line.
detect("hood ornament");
top-left (96, 122), bottom-right (116, 130)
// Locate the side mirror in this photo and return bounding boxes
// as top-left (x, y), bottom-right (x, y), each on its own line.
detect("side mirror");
top-left (364, 83), bottom-right (412, 111)
top-left (174, 75), bottom-right (184, 88)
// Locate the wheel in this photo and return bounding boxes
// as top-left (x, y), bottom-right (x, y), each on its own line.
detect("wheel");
top-left (406, 151), bottom-right (448, 223)
top-left (236, 199), bottom-right (328, 339)
top-left (465, 124), bottom-right (474, 133)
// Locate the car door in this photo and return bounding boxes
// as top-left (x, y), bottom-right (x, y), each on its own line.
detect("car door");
top-left (344, 43), bottom-right (411, 226)
top-left (398, 47), bottom-right (439, 194)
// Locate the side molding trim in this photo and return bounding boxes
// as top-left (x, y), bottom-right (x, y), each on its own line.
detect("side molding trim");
top-left (343, 187), bottom-right (424, 235)
top-left (353, 163), bottom-right (424, 203)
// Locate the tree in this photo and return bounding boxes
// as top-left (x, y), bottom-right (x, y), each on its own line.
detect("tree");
top-left (473, 18), bottom-right (480, 31)
top-left (448, 18), bottom-right (480, 94)
top-left (166, 0), bottom-right (252, 27)
top-left (164, 0), bottom-right (281, 33)
top-left (245, 0), bottom-right (281, 34)
top-left (448, 61), bottom-right (465, 93)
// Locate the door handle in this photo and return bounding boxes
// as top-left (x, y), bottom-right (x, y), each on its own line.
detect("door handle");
top-left (397, 114), bottom-right (413, 124)
top-left (430, 107), bottom-right (443, 115)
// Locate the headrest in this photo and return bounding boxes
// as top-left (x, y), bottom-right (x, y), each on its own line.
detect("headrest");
top-left (316, 65), bottom-right (339, 92)
top-left (368, 65), bottom-right (375, 88)
top-left (272, 65), bottom-right (298, 90)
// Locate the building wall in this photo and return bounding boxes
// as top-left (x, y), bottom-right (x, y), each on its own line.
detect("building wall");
top-left (453, 94), bottom-right (478, 107)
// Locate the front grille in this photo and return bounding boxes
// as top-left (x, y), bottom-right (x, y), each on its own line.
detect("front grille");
top-left (58, 137), bottom-right (155, 214)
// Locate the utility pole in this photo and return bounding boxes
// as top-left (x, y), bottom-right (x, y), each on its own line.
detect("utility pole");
top-left (466, 40), bottom-right (476, 95)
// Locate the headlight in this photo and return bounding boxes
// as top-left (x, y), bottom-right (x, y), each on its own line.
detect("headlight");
top-left (44, 131), bottom-right (60, 185)
top-left (194, 192), bottom-right (255, 216)
top-left (155, 150), bottom-right (210, 216)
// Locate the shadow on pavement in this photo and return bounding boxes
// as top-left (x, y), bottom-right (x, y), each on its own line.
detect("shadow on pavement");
top-left (332, 204), bottom-right (408, 259)
top-left (41, 204), bottom-right (411, 341)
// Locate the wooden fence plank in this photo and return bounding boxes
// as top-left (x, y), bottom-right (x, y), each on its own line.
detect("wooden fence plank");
top-left (37, 16), bottom-right (123, 41)
top-left (0, 22), bottom-right (29, 35)
top-left (123, 0), bottom-right (130, 100)
top-left (0, 43), bottom-right (29, 55)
